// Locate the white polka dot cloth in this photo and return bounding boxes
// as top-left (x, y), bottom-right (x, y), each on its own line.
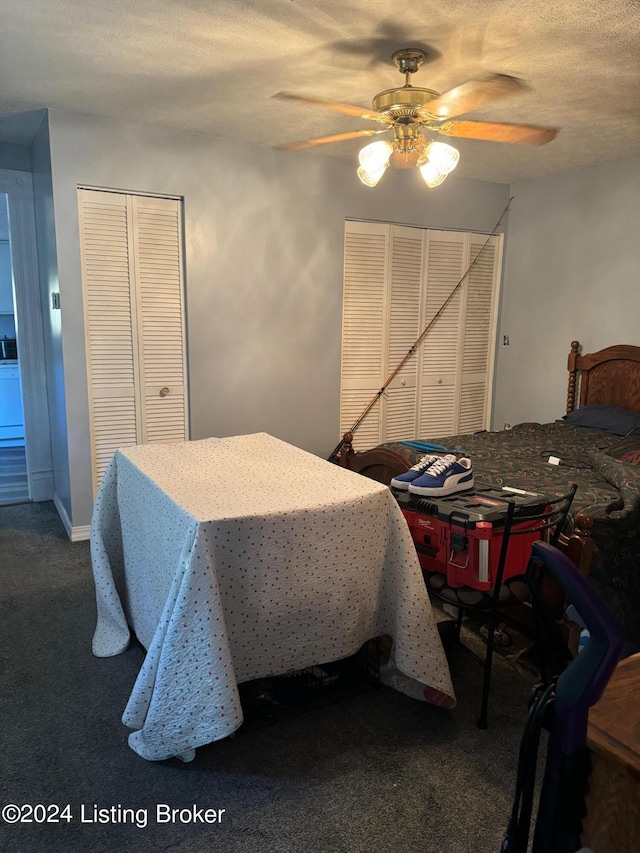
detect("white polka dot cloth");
top-left (90, 433), bottom-right (455, 761)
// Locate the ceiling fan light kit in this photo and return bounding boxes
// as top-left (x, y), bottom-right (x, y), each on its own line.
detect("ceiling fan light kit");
top-left (357, 139), bottom-right (393, 186)
top-left (274, 47), bottom-right (558, 188)
top-left (357, 137), bottom-right (460, 188)
top-left (416, 141), bottom-right (460, 188)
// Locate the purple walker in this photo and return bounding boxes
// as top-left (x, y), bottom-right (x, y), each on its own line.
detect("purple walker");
top-left (501, 540), bottom-right (626, 853)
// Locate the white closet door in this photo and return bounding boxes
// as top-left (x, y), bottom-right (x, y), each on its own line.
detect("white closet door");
top-left (80, 189), bottom-right (188, 496)
top-left (340, 221), bottom-right (502, 449)
top-left (130, 195), bottom-right (188, 444)
top-left (340, 221), bottom-right (388, 450)
top-left (417, 230), bottom-right (467, 437)
top-left (80, 190), bottom-right (139, 493)
top-left (384, 225), bottom-right (423, 442)
top-left (458, 234), bottom-right (501, 433)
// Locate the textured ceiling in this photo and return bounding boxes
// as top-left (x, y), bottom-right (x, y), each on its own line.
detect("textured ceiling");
top-left (0, 0), bottom-right (639, 182)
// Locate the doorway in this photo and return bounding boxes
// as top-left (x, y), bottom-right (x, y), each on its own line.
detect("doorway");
top-left (0, 169), bottom-right (53, 507)
top-left (0, 192), bottom-right (28, 504)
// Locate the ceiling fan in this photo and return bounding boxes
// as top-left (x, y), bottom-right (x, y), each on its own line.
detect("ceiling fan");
top-left (273, 48), bottom-right (558, 187)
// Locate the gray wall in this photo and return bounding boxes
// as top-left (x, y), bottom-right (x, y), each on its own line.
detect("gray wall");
top-left (46, 109), bottom-right (510, 530)
top-left (493, 157), bottom-right (640, 430)
top-left (31, 116), bottom-right (70, 517)
top-left (0, 141), bottom-right (30, 172)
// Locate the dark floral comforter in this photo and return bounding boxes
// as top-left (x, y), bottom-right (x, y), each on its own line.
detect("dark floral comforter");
top-left (382, 422), bottom-right (640, 647)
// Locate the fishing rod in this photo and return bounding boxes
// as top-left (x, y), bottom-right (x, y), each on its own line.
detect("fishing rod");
top-left (328, 196), bottom-right (514, 463)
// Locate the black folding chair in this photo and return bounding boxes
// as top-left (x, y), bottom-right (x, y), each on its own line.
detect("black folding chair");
top-left (425, 485), bottom-right (577, 728)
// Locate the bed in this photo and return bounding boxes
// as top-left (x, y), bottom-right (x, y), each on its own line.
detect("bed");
top-left (338, 341), bottom-right (640, 647)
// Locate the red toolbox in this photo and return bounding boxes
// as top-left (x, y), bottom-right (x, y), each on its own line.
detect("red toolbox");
top-left (394, 484), bottom-right (553, 591)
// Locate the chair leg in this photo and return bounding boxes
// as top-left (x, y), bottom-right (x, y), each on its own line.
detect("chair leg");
top-left (478, 613), bottom-right (497, 729)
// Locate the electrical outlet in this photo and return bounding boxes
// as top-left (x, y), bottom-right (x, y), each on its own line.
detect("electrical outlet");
top-left (502, 335), bottom-right (510, 347)
top-left (503, 423), bottom-right (512, 430)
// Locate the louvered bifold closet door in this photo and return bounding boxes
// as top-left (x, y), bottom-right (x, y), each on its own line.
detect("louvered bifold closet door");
top-left (341, 222), bottom-right (502, 451)
top-left (384, 225), bottom-right (424, 441)
top-left (417, 230), bottom-right (467, 436)
top-left (130, 196), bottom-right (188, 445)
top-left (80, 189), bottom-right (188, 497)
top-left (80, 190), bottom-right (139, 494)
top-left (458, 234), bottom-right (501, 433)
top-left (340, 221), bottom-right (388, 450)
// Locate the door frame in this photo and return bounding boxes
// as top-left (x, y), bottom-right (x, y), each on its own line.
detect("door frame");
top-left (0, 169), bottom-right (53, 501)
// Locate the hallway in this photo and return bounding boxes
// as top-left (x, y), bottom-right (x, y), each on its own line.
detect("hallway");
top-left (0, 444), bottom-right (29, 505)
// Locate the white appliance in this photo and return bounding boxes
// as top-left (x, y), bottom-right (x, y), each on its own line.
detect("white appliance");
top-left (0, 363), bottom-right (24, 443)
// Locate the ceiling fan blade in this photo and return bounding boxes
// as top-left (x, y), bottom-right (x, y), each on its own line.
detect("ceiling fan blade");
top-left (437, 119), bottom-right (558, 146)
top-left (272, 91), bottom-right (383, 121)
top-left (274, 129), bottom-right (388, 152)
top-left (425, 74), bottom-right (526, 119)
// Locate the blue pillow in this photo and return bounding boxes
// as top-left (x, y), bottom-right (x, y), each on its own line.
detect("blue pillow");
top-left (562, 405), bottom-right (640, 436)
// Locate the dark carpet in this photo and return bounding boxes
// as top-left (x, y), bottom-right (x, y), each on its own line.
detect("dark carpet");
top-left (0, 501), bottom-right (534, 853)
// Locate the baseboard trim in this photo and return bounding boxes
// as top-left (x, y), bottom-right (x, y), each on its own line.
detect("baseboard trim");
top-left (53, 493), bottom-right (91, 542)
top-left (53, 493), bottom-right (72, 539)
top-left (70, 523), bottom-right (91, 542)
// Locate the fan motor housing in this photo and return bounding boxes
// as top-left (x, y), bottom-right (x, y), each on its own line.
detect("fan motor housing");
top-left (372, 86), bottom-right (439, 117)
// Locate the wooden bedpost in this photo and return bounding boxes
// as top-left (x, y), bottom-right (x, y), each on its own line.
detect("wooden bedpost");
top-left (566, 340), bottom-right (580, 413)
top-left (338, 432), bottom-right (355, 467)
top-left (561, 511), bottom-right (596, 574)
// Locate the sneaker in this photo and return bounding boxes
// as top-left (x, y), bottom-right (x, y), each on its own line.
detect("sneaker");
top-left (390, 454), bottom-right (441, 490)
top-left (408, 455), bottom-right (474, 497)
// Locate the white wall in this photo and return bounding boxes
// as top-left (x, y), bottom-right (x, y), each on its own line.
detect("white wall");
top-left (493, 158), bottom-right (640, 430)
top-left (46, 109), bottom-right (510, 530)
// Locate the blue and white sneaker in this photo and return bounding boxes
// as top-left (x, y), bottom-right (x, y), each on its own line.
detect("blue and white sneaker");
top-left (408, 455), bottom-right (474, 497)
top-left (390, 454), bottom-right (441, 490)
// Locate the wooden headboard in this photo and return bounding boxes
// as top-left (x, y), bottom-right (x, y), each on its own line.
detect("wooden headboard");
top-left (567, 340), bottom-right (640, 414)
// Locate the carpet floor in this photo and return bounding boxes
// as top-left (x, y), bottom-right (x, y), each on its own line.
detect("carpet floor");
top-left (0, 501), bottom-right (537, 853)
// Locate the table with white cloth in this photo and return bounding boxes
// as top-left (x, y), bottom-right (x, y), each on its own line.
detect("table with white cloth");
top-left (90, 432), bottom-right (455, 761)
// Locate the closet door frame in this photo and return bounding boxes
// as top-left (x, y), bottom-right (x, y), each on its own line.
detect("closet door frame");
top-left (0, 169), bottom-right (54, 501)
